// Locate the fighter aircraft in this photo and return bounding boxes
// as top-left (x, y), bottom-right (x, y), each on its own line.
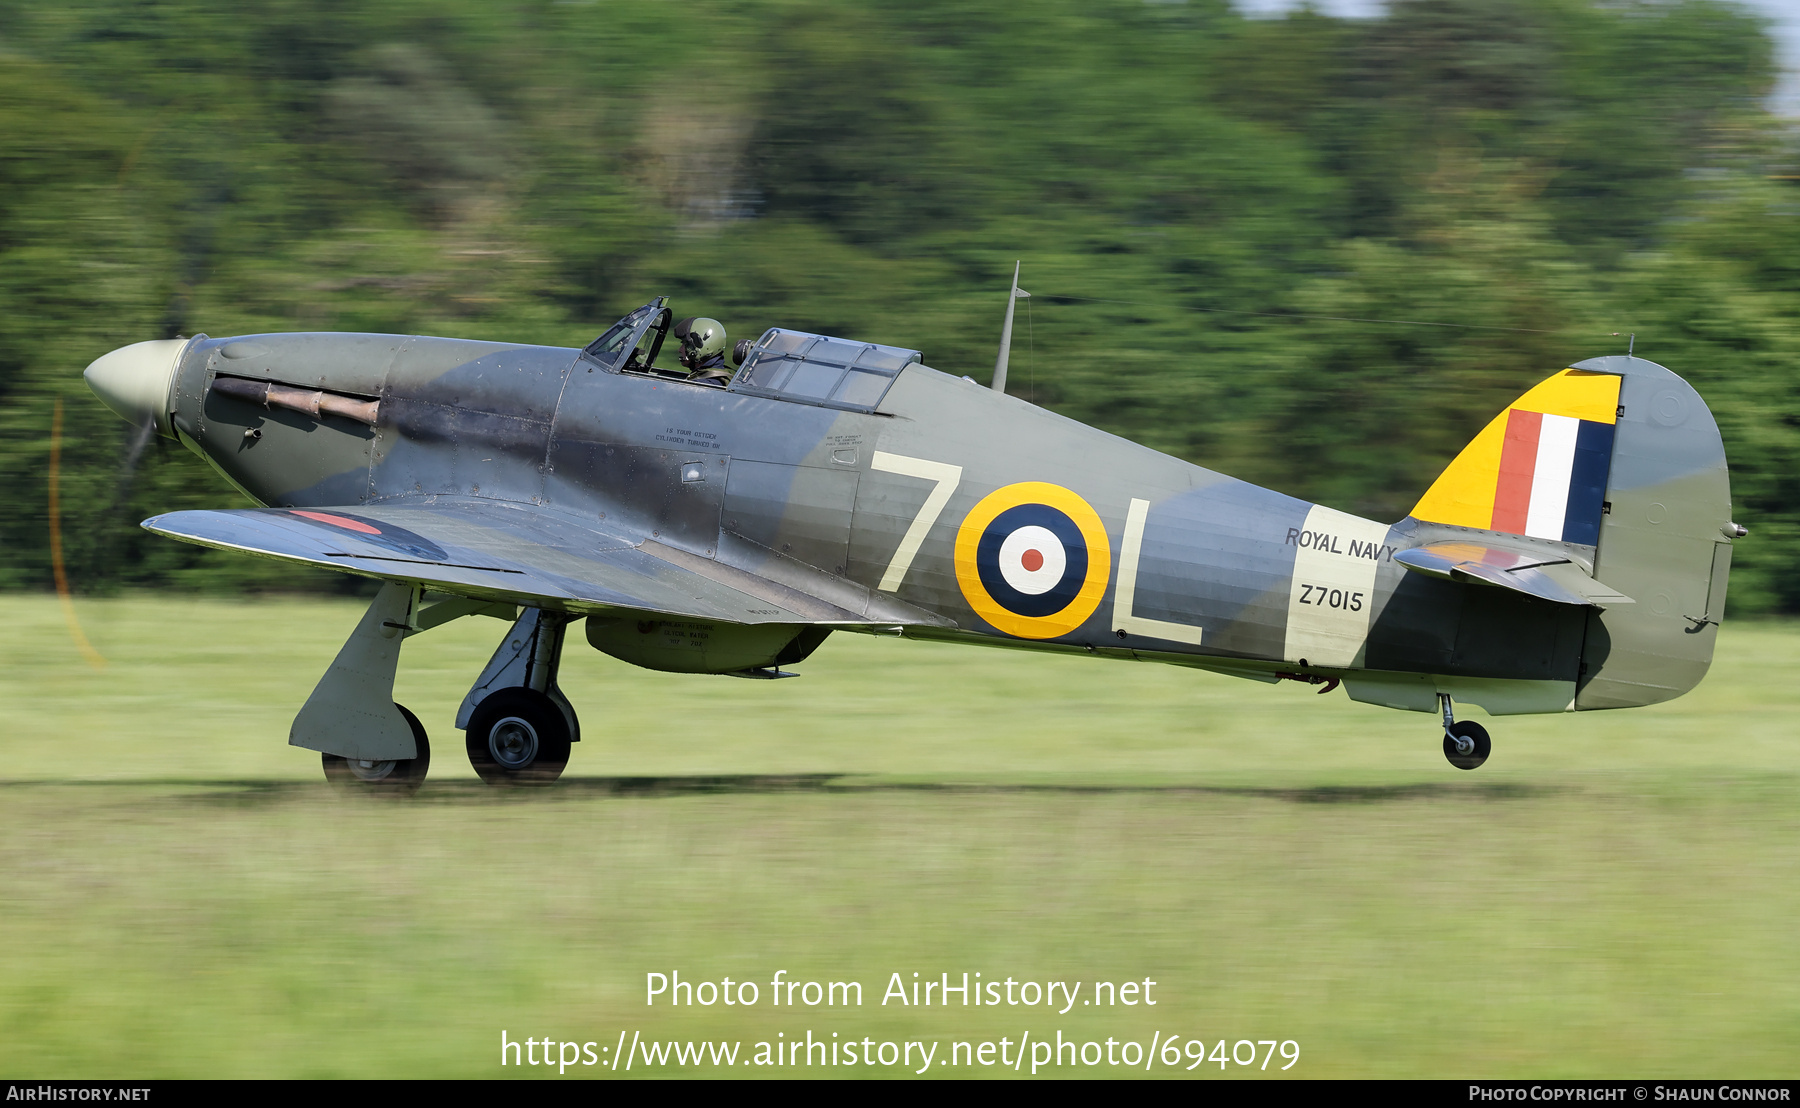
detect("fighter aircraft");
top-left (81, 290), bottom-right (1741, 792)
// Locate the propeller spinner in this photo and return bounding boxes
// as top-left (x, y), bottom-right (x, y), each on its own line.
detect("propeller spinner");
top-left (83, 338), bottom-right (187, 438)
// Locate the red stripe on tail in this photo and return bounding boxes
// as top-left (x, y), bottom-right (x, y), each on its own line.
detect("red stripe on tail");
top-left (1491, 409), bottom-right (1542, 534)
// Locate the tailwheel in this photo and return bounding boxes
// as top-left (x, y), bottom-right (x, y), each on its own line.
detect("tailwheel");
top-left (466, 687), bottom-right (572, 787)
top-left (1442, 721), bottom-right (1491, 771)
top-left (322, 703), bottom-right (432, 796)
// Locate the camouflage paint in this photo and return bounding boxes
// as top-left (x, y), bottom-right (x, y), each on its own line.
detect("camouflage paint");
top-left (137, 307), bottom-right (1733, 722)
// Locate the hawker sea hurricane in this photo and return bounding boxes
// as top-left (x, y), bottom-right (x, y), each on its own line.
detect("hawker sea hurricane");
top-left (83, 292), bottom-right (1742, 791)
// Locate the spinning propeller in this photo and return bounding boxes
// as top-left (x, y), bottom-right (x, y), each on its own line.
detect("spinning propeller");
top-left (50, 339), bottom-right (190, 667)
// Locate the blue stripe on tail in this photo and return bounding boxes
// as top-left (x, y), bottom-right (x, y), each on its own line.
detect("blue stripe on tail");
top-left (1561, 419), bottom-right (1615, 545)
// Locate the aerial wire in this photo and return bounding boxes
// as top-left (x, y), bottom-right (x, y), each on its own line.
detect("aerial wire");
top-left (49, 397), bottom-right (107, 670)
top-left (1037, 292), bottom-right (1581, 335)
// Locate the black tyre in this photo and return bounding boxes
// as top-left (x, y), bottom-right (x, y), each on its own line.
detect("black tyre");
top-left (1442, 720), bottom-right (1491, 771)
top-left (466, 688), bottom-right (572, 787)
top-left (322, 703), bottom-right (431, 796)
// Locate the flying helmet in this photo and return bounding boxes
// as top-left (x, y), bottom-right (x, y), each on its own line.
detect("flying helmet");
top-left (673, 317), bottom-right (727, 369)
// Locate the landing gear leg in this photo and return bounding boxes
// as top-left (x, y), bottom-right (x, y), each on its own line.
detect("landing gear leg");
top-left (459, 608), bottom-right (579, 787)
top-left (1439, 693), bottom-right (1491, 771)
top-left (291, 582), bottom-right (432, 791)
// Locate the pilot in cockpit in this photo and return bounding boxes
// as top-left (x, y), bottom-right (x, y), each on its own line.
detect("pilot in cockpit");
top-left (673, 317), bottom-right (732, 385)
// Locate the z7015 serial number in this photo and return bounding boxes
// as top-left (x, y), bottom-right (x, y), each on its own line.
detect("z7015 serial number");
top-left (1297, 584), bottom-right (1364, 612)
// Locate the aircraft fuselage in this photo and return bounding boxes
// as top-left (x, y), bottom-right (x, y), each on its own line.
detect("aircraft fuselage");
top-left (74, 275), bottom-right (1738, 790)
top-left (155, 328), bottom-right (1643, 719)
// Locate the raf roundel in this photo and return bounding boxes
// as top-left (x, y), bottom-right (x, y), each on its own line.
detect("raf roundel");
top-left (954, 482), bottom-right (1112, 639)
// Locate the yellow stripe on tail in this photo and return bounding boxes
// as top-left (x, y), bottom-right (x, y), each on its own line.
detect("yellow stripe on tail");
top-left (1411, 369), bottom-right (1621, 531)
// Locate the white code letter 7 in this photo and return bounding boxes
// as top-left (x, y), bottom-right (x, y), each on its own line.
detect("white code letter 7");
top-left (870, 451), bottom-right (963, 592)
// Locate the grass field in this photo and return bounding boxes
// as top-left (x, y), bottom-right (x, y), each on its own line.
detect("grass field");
top-left (2, 592), bottom-right (1797, 1078)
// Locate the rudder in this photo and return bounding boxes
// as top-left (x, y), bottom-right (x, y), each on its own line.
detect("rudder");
top-left (1570, 355), bottom-right (1734, 708)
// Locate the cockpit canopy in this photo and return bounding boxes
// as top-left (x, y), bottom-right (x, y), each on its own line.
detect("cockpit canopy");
top-left (730, 328), bottom-right (920, 412)
top-left (582, 299), bottom-right (923, 413)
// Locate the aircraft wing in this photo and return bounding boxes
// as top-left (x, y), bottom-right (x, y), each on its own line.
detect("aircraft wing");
top-left (143, 499), bottom-right (950, 628)
top-left (1394, 540), bottom-right (1634, 608)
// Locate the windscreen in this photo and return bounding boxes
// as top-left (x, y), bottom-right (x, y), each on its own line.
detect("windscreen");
top-left (582, 302), bottom-right (663, 370)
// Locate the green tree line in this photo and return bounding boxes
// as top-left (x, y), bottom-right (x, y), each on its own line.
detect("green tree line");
top-left (2, 0), bottom-right (1796, 611)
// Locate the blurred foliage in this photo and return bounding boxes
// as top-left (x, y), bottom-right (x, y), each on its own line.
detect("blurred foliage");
top-left (1, 0), bottom-right (1796, 611)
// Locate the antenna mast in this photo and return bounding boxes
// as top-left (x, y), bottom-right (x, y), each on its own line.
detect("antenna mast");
top-left (991, 261), bottom-right (1029, 394)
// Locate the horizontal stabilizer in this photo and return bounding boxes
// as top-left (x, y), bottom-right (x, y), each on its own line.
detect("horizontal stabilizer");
top-left (1394, 540), bottom-right (1634, 608)
top-left (144, 498), bottom-right (951, 629)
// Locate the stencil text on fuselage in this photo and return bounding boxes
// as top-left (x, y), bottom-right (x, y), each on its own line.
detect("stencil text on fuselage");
top-left (1282, 506), bottom-right (1392, 668)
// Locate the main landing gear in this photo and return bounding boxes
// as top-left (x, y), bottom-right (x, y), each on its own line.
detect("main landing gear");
top-left (466, 688), bottom-right (572, 786)
top-left (293, 583), bottom-right (581, 794)
top-left (322, 703), bottom-right (432, 796)
top-left (458, 607), bottom-right (578, 788)
top-left (1439, 693), bottom-right (1490, 771)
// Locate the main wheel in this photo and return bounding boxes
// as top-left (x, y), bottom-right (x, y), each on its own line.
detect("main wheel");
top-left (466, 688), bottom-right (572, 787)
top-left (322, 703), bottom-right (431, 796)
top-left (1442, 720), bottom-right (1491, 771)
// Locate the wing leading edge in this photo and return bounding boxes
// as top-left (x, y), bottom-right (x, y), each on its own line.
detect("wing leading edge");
top-left (143, 498), bottom-right (951, 628)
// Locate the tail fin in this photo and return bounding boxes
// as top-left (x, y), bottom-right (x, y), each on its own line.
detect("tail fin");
top-left (1411, 356), bottom-right (1735, 710)
top-left (1411, 368), bottom-right (1622, 545)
